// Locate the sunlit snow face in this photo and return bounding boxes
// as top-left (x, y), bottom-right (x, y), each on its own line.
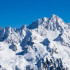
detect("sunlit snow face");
top-left (0, 15), bottom-right (70, 70)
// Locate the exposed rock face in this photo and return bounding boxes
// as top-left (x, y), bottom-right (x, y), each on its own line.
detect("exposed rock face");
top-left (38, 58), bottom-right (66, 70)
top-left (9, 44), bottom-right (17, 51)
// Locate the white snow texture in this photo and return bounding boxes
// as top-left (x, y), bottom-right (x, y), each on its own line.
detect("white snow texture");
top-left (0, 15), bottom-right (70, 70)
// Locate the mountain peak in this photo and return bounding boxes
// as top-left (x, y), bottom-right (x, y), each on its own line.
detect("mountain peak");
top-left (41, 17), bottom-right (48, 22)
top-left (28, 14), bottom-right (68, 31)
top-left (50, 14), bottom-right (60, 20)
top-left (52, 14), bottom-right (57, 17)
top-left (0, 14), bottom-right (70, 70)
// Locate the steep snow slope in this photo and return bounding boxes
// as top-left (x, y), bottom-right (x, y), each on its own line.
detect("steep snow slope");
top-left (0, 15), bottom-right (70, 70)
top-left (68, 23), bottom-right (70, 28)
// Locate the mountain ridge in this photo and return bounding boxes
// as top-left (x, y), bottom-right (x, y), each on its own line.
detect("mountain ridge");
top-left (0, 15), bottom-right (70, 70)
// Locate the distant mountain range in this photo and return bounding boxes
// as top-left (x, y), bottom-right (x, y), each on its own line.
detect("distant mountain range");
top-left (0, 15), bottom-right (70, 70)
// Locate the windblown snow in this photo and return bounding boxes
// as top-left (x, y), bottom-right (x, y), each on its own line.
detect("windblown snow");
top-left (0, 15), bottom-right (70, 70)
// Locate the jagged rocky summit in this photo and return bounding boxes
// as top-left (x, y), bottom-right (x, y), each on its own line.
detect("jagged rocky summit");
top-left (0, 15), bottom-right (70, 70)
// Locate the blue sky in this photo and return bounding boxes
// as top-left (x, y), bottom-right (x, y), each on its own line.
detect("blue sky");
top-left (0, 0), bottom-right (70, 28)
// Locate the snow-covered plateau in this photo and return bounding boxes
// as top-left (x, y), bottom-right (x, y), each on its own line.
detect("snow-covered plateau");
top-left (0, 15), bottom-right (70, 70)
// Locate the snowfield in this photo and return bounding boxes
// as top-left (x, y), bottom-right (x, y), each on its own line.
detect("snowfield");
top-left (0, 14), bottom-right (70, 70)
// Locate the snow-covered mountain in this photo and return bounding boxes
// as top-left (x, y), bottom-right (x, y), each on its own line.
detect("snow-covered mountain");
top-left (68, 23), bottom-right (70, 27)
top-left (0, 15), bottom-right (70, 70)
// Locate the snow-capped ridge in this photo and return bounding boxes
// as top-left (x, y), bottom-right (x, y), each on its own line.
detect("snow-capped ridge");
top-left (28, 15), bottom-right (68, 34)
top-left (67, 23), bottom-right (70, 27)
top-left (0, 15), bottom-right (70, 70)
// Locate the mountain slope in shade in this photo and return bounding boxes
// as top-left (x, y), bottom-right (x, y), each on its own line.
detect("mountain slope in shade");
top-left (0, 15), bottom-right (70, 70)
top-left (68, 23), bottom-right (70, 27)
